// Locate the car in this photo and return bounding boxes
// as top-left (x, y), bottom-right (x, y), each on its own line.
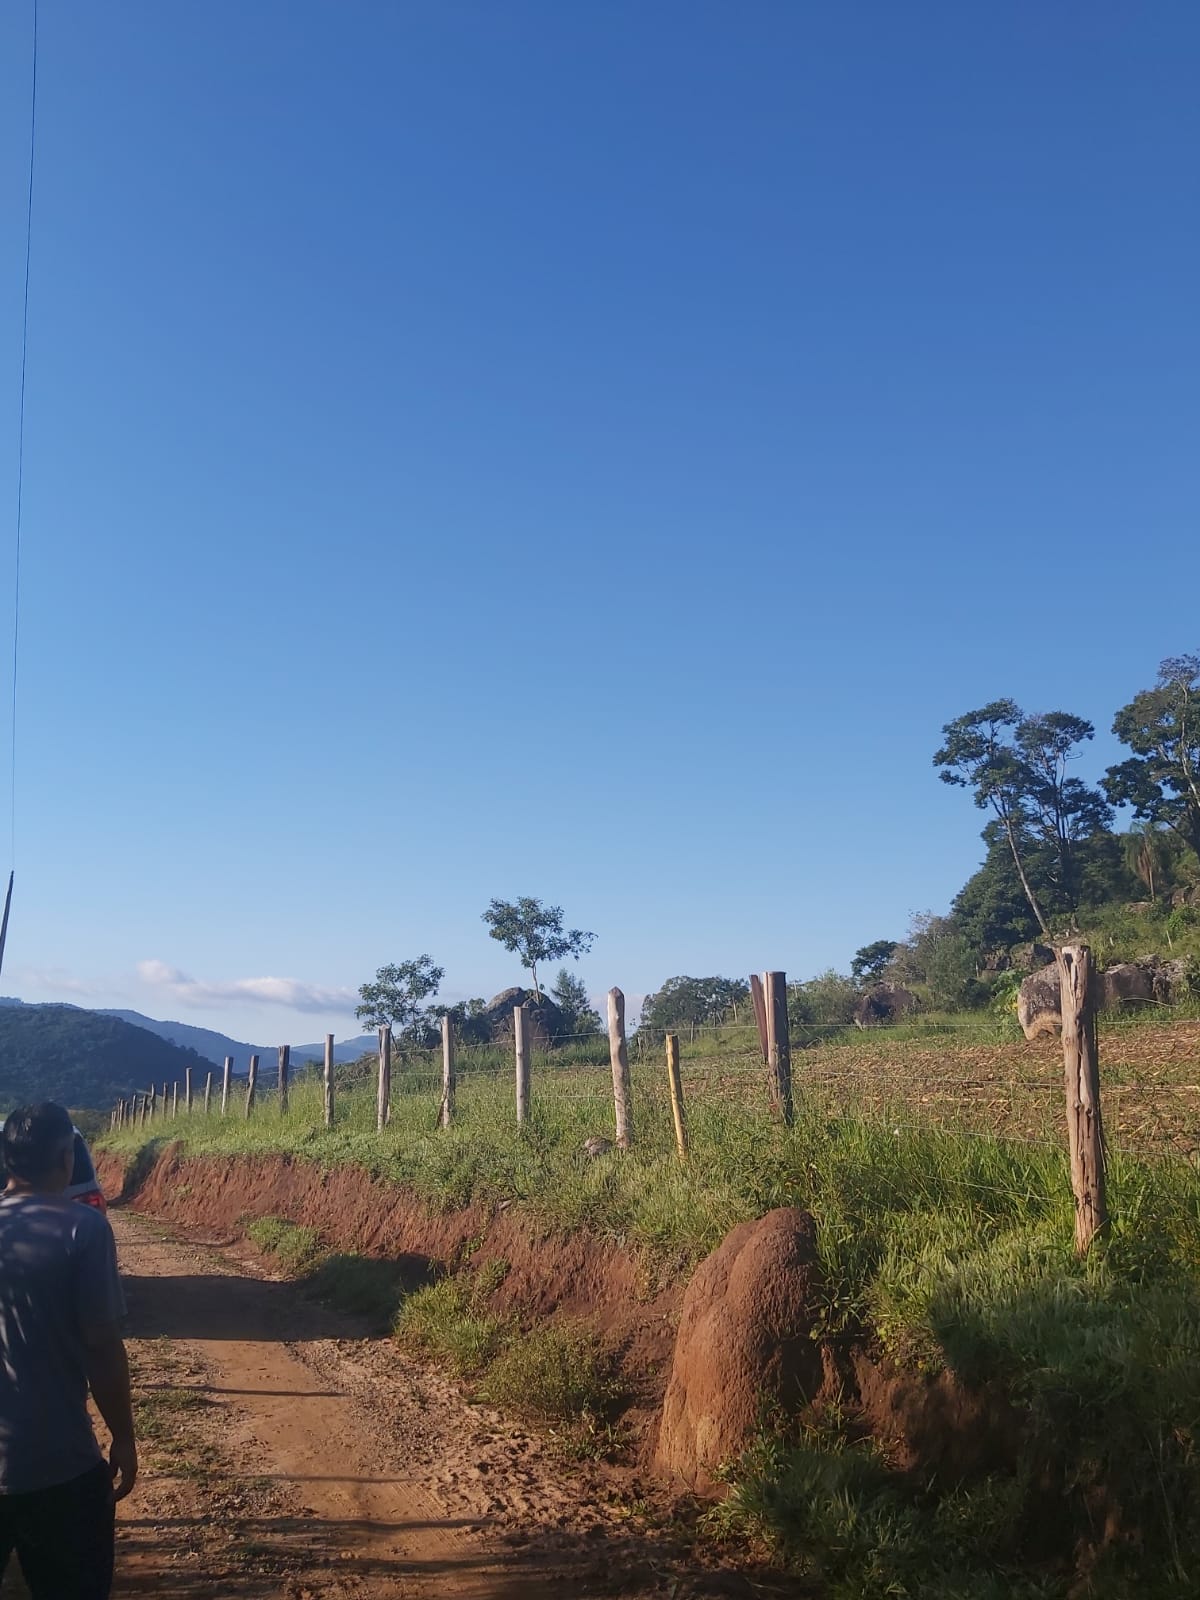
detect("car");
top-left (65, 1128), bottom-right (107, 1213)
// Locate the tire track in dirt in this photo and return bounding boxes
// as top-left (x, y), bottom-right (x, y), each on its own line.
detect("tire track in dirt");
top-left (105, 1210), bottom-right (714, 1599)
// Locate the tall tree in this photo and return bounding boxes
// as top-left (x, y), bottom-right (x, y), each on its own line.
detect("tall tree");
top-left (356, 957), bottom-right (444, 1042)
top-left (482, 897), bottom-right (595, 1000)
top-left (1105, 655), bottom-right (1200, 860)
top-left (934, 700), bottom-right (1110, 935)
top-left (639, 975), bottom-right (750, 1033)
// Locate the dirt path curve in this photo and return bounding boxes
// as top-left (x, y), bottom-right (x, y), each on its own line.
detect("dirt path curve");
top-left (103, 1210), bottom-right (681, 1600)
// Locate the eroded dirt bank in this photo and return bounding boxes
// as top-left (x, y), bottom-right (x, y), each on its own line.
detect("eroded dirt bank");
top-left (98, 1144), bottom-right (683, 1430)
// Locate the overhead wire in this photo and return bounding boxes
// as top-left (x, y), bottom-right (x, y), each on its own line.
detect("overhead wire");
top-left (2, 0), bottom-right (38, 977)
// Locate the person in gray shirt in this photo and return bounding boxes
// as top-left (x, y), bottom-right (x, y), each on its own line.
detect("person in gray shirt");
top-left (0, 1103), bottom-right (137, 1600)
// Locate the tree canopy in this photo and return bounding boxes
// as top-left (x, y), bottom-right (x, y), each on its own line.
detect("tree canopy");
top-left (851, 940), bottom-right (899, 985)
top-left (549, 969), bottom-right (603, 1039)
top-left (1105, 655), bottom-right (1200, 860)
top-left (482, 897), bottom-right (595, 1000)
top-left (639, 975), bottom-right (749, 1033)
top-left (355, 957), bottom-right (445, 1042)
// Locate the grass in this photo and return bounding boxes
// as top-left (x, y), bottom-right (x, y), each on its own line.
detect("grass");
top-left (102, 1025), bottom-right (1200, 1592)
top-left (245, 1215), bottom-right (324, 1275)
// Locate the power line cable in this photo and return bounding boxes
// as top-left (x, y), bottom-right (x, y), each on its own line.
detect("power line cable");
top-left (2, 0), bottom-right (38, 977)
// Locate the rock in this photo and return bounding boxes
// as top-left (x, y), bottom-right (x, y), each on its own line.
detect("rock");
top-left (479, 987), bottom-right (565, 1047)
top-left (1156, 958), bottom-right (1196, 1003)
top-left (1018, 965), bottom-right (1062, 1040)
top-left (1098, 962), bottom-right (1154, 1010)
top-left (654, 1208), bottom-right (823, 1489)
top-left (854, 983), bottom-right (918, 1029)
top-left (1013, 942), bottom-right (1056, 974)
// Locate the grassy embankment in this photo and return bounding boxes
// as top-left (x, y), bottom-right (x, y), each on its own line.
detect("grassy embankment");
top-left (104, 1014), bottom-right (1200, 1598)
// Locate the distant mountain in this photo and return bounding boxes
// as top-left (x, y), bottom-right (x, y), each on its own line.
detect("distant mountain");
top-left (96, 1010), bottom-right (376, 1069)
top-left (0, 1006), bottom-right (214, 1113)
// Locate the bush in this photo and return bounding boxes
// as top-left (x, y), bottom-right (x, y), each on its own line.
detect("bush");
top-left (478, 1320), bottom-right (623, 1422)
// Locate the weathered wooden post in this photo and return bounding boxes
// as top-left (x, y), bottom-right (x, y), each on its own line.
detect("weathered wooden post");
top-left (323, 1034), bottom-right (335, 1129)
top-left (377, 1026), bottom-right (391, 1132)
top-left (204, 1071), bottom-right (213, 1116)
top-left (665, 1033), bottom-right (688, 1157)
top-left (514, 1005), bottom-right (531, 1126)
top-left (171, 1082), bottom-right (179, 1118)
top-left (148, 1084), bottom-right (157, 1122)
top-left (185, 1067), bottom-right (193, 1114)
top-left (245, 1054), bottom-right (259, 1118)
top-left (608, 988), bottom-right (633, 1149)
top-left (1058, 944), bottom-right (1108, 1254)
top-left (749, 973), bottom-right (770, 1063)
top-left (764, 970), bottom-right (794, 1126)
top-left (278, 1045), bottom-right (290, 1115)
top-left (160, 1082), bottom-right (168, 1122)
top-left (440, 1014), bottom-right (455, 1128)
top-left (221, 1056), bottom-right (232, 1116)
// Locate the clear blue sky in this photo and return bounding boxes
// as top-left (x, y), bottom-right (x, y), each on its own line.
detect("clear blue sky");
top-left (0, 2), bottom-right (1197, 1041)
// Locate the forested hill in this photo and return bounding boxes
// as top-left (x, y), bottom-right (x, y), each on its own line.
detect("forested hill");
top-left (0, 1006), bottom-right (211, 1113)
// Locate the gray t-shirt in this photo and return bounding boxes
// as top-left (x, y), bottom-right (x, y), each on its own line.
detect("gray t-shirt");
top-left (0, 1193), bottom-right (126, 1493)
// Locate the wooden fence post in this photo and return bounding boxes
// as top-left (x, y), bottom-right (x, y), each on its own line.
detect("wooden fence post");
top-left (441, 1014), bottom-right (455, 1128)
top-left (608, 988), bottom-right (633, 1149)
top-left (764, 970), bottom-right (794, 1126)
top-left (245, 1054), bottom-right (259, 1118)
top-left (514, 1006), bottom-right (531, 1126)
top-left (185, 1067), bottom-right (193, 1114)
top-left (278, 1045), bottom-right (290, 1115)
top-left (148, 1084), bottom-right (157, 1122)
top-left (160, 1083), bottom-right (167, 1122)
top-left (171, 1083), bottom-right (179, 1118)
top-left (324, 1034), bottom-right (335, 1129)
top-left (665, 1032), bottom-right (688, 1157)
top-left (221, 1056), bottom-right (232, 1116)
top-left (1058, 944), bottom-right (1108, 1254)
top-left (204, 1071), bottom-right (213, 1116)
top-left (377, 1026), bottom-right (391, 1131)
top-left (749, 973), bottom-right (770, 1063)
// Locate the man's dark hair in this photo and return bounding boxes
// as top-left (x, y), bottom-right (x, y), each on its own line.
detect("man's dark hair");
top-left (2, 1102), bottom-right (74, 1182)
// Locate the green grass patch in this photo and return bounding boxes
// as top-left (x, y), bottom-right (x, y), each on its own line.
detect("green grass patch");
top-left (478, 1318), bottom-right (624, 1424)
top-left (395, 1274), bottom-right (511, 1376)
top-left (245, 1216), bottom-right (324, 1275)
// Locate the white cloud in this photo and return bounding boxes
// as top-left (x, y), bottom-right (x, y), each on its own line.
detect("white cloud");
top-left (15, 967), bottom-right (100, 999)
top-left (137, 959), bottom-right (356, 1016)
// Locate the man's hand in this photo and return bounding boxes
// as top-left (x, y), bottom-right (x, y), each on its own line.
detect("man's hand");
top-left (109, 1434), bottom-right (138, 1501)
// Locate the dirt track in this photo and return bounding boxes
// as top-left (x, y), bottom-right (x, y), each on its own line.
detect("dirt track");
top-left (3, 1209), bottom-right (729, 1600)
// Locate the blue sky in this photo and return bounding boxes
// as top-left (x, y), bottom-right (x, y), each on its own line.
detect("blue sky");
top-left (0, 2), bottom-right (1197, 1042)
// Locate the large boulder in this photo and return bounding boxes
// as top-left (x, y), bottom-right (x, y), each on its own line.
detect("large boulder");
top-left (854, 983), bottom-right (918, 1029)
top-left (655, 1208), bottom-right (822, 1490)
top-left (1099, 962), bottom-right (1154, 1010)
top-left (1018, 965), bottom-right (1063, 1040)
top-left (479, 987), bottom-right (564, 1047)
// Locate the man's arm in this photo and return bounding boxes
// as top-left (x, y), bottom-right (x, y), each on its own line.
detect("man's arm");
top-left (83, 1323), bottom-right (137, 1499)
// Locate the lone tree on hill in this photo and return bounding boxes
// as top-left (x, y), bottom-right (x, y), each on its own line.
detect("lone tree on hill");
top-left (934, 700), bottom-right (1111, 937)
top-left (482, 897), bottom-right (595, 1001)
top-left (356, 956), bottom-right (445, 1043)
top-left (1105, 654), bottom-right (1200, 861)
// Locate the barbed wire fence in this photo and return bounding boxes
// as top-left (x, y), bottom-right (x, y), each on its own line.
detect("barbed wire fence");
top-left (108, 951), bottom-right (1200, 1247)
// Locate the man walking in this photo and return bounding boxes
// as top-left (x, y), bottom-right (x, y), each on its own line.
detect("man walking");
top-left (0, 1103), bottom-right (136, 1599)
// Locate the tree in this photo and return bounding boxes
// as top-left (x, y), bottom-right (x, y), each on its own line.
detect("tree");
top-left (1105, 655), bottom-right (1200, 860)
top-left (851, 940), bottom-right (898, 985)
top-left (482, 897), bottom-right (595, 1000)
top-left (934, 700), bottom-right (1111, 935)
top-left (639, 975), bottom-right (750, 1034)
top-left (549, 969), bottom-right (603, 1040)
top-left (788, 970), bottom-right (858, 1027)
top-left (442, 996), bottom-right (491, 1046)
top-left (355, 957), bottom-right (444, 1043)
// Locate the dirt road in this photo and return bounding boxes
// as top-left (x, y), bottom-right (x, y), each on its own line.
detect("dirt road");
top-left (0, 1209), bottom-right (718, 1600)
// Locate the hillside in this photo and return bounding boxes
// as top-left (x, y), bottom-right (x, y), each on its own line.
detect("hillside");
top-left (0, 1006), bottom-right (212, 1113)
top-left (97, 1010), bottom-right (377, 1069)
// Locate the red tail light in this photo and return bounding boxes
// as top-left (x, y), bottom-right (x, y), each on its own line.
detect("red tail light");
top-left (76, 1190), bottom-right (108, 1214)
